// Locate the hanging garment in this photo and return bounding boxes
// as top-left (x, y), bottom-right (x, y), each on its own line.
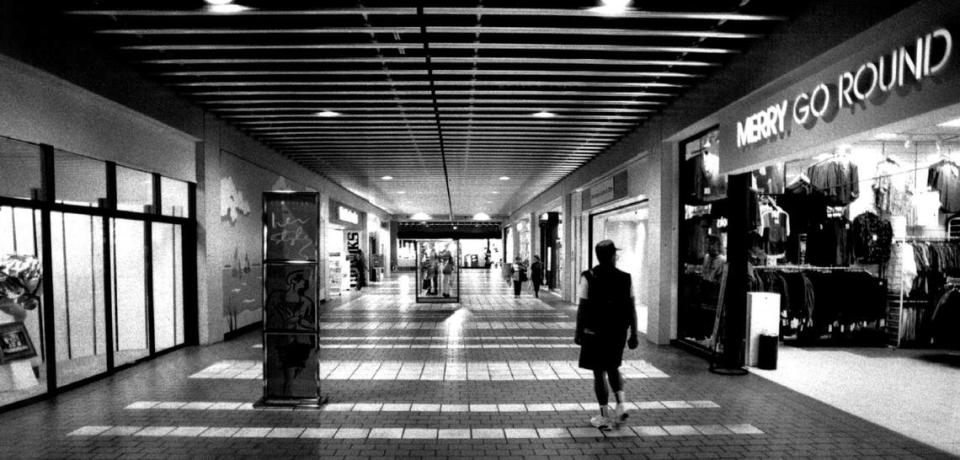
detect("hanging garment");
top-left (873, 159), bottom-right (911, 216)
top-left (807, 157), bottom-right (860, 206)
top-left (851, 212), bottom-right (893, 263)
top-left (808, 218), bottom-right (853, 267)
top-left (761, 207), bottom-right (791, 256)
top-left (927, 160), bottom-right (960, 213)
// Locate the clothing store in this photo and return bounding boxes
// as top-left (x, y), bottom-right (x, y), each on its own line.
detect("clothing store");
top-left (326, 200), bottom-right (365, 295)
top-left (677, 4), bottom-right (960, 363)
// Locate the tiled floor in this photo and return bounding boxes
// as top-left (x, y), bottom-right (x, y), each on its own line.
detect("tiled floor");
top-left (0, 270), bottom-right (954, 459)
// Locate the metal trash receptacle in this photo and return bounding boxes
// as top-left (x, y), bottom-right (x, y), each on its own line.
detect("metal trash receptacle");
top-left (757, 334), bottom-right (778, 370)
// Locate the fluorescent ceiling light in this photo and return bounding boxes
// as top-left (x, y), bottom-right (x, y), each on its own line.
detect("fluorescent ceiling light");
top-left (473, 213), bottom-right (491, 221)
top-left (588, 0), bottom-right (632, 15)
top-left (939, 117), bottom-right (960, 128)
top-left (208, 3), bottom-right (250, 13)
top-left (410, 213), bottom-right (431, 221)
top-left (532, 111), bottom-right (556, 118)
top-left (397, 190), bottom-right (406, 194)
top-left (381, 175), bottom-right (393, 180)
top-left (205, 0), bottom-right (234, 5)
top-left (874, 132), bottom-right (899, 140)
top-left (499, 176), bottom-right (510, 181)
top-left (492, 191), bottom-right (499, 194)
top-left (315, 110), bottom-right (340, 117)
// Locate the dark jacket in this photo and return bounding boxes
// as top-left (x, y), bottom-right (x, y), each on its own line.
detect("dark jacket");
top-left (531, 261), bottom-right (543, 284)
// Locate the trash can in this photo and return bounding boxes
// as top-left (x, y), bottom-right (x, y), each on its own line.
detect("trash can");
top-left (757, 334), bottom-right (778, 370)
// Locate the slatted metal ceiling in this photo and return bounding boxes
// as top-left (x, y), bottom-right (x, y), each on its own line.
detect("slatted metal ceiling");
top-left (62, 0), bottom-right (794, 218)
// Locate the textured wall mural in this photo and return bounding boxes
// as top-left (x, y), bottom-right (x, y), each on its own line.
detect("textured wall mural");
top-left (219, 151), bottom-right (304, 333)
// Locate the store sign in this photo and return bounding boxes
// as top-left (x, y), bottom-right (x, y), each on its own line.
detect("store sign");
top-left (582, 171), bottom-right (628, 209)
top-left (735, 27), bottom-right (953, 149)
top-left (718, 7), bottom-right (960, 175)
top-left (338, 206), bottom-right (359, 225)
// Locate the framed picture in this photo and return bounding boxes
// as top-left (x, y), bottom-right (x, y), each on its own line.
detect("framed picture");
top-left (0, 322), bottom-right (37, 364)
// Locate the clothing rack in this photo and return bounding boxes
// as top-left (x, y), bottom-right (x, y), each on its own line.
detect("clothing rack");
top-left (754, 264), bottom-right (869, 273)
top-left (889, 238), bottom-right (960, 347)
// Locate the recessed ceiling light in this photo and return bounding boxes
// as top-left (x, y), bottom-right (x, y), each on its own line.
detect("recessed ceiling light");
top-left (473, 213), bottom-right (491, 221)
top-left (940, 117), bottom-right (960, 128)
top-left (381, 175), bottom-right (393, 180)
top-left (206, 0), bottom-right (233, 4)
top-left (397, 190), bottom-right (406, 194)
top-left (588, 0), bottom-right (632, 15)
top-left (410, 213), bottom-right (431, 221)
top-left (875, 132), bottom-right (899, 140)
top-left (492, 191), bottom-right (499, 194)
top-left (209, 4), bottom-right (250, 13)
top-left (452, 226), bottom-right (459, 230)
top-left (499, 176), bottom-right (510, 181)
top-left (315, 110), bottom-right (340, 117)
top-left (532, 111), bottom-right (556, 118)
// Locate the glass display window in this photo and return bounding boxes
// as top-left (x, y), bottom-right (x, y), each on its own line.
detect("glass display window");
top-left (415, 239), bottom-right (460, 303)
top-left (0, 137), bottom-right (41, 200)
top-left (590, 203), bottom-right (649, 335)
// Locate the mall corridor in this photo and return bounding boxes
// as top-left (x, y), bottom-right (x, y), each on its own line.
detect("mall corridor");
top-left (0, 271), bottom-right (948, 459)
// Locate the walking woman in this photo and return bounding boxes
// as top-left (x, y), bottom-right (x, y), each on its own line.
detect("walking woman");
top-left (530, 255), bottom-right (543, 298)
top-left (507, 256), bottom-right (527, 298)
top-left (575, 240), bottom-right (639, 430)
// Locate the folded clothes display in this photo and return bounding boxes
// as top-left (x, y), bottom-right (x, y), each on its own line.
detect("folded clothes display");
top-left (750, 267), bottom-right (886, 341)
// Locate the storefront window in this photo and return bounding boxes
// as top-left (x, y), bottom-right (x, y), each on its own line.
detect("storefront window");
top-left (678, 128), bottom-right (729, 348)
top-left (396, 239), bottom-right (417, 269)
top-left (0, 206), bottom-right (46, 405)
top-left (459, 239), bottom-right (489, 268)
top-left (0, 137), bottom-right (41, 200)
top-left (516, 220), bottom-right (531, 263)
top-left (160, 177), bottom-right (189, 218)
top-left (50, 212), bottom-right (109, 387)
top-left (54, 149), bottom-right (105, 207)
top-left (112, 219), bottom-right (149, 365)
top-left (152, 223), bottom-right (184, 352)
top-left (116, 166), bottom-right (154, 213)
top-left (591, 203), bottom-right (649, 334)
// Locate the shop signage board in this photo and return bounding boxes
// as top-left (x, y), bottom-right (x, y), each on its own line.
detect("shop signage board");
top-left (329, 199), bottom-right (363, 228)
top-left (719, 0), bottom-right (960, 174)
top-left (261, 192), bottom-right (323, 407)
top-left (582, 171), bottom-right (628, 209)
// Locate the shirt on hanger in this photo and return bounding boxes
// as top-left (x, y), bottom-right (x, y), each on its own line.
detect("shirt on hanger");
top-left (928, 160), bottom-right (960, 212)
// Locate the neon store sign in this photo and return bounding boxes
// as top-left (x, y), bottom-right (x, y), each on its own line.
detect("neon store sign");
top-left (737, 27), bottom-right (953, 148)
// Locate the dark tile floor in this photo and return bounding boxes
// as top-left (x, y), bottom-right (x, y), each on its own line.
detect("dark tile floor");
top-left (0, 270), bottom-right (953, 459)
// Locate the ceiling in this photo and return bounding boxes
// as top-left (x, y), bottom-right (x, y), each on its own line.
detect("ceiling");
top-left (60, 0), bottom-right (798, 218)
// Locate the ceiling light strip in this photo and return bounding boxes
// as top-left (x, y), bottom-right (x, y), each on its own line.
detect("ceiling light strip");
top-left (419, 6), bottom-right (454, 220)
top-left (158, 69), bottom-right (702, 78)
top-left (139, 57), bottom-right (719, 66)
top-left (69, 7), bottom-right (785, 21)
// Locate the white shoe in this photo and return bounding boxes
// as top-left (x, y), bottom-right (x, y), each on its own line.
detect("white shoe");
top-left (614, 404), bottom-right (629, 426)
top-left (589, 414), bottom-right (612, 430)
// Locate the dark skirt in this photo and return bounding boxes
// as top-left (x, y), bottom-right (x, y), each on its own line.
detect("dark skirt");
top-left (578, 329), bottom-right (627, 370)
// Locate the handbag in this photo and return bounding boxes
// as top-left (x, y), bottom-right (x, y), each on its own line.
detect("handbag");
top-left (519, 269), bottom-right (527, 282)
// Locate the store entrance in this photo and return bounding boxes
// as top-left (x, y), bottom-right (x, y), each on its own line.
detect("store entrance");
top-left (589, 202), bottom-right (649, 335)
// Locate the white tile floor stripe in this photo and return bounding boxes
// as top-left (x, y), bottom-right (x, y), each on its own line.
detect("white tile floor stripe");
top-left (316, 336), bottom-right (576, 341)
top-left (125, 400), bottom-right (720, 412)
top-left (319, 344), bottom-right (580, 349)
top-left (319, 322), bottom-right (576, 330)
top-left (188, 359), bottom-right (669, 380)
top-left (68, 424), bottom-right (763, 439)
